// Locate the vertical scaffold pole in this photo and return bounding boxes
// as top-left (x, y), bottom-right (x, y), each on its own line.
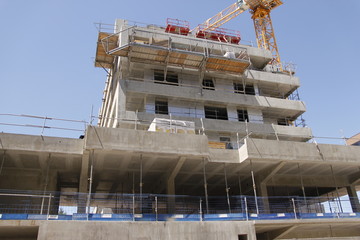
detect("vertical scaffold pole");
top-left (245, 119), bottom-right (249, 136)
top-left (298, 163), bottom-right (307, 212)
top-left (199, 199), bottom-right (203, 222)
top-left (41, 154), bottom-right (51, 215)
top-left (132, 194), bottom-right (135, 221)
top-left (238, 174), bottom-right (243, 212)
top-left (140, 155), bottom-right (143, 213)
top-left (238, 174), bottom-right (242, 196)
top-left (169, 114), bottom-right (172, 133)
top-left (236, 132), bottom-right (239, 149)
top-left (330, 165), bottom-right (343, 213)
top-left (224, 164), bottom-right (231, 213)
top-left (155, 196), bottom-right (158, 222)
top-left (291, 198), bottom-right (297, 219)
top-left (203, 159), bottom-right (209, 214)
top-left (200, 118), bottom-right (205, 135)
top-left (135, 109), bottom-right (138, 130)
top-left (244, 197), bottom-right (249, 221)
top-left (47, 193), bottom-right (52, 220)
top-left (86, 150), bottom-right (94, 218)
top-left (250, 160), bottom-right (259, 215)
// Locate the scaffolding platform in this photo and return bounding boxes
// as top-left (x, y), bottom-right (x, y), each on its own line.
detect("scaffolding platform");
top-left (96, 27), bottom-right (250, 74)
top-left (95, 32), bottom-right (118, 68)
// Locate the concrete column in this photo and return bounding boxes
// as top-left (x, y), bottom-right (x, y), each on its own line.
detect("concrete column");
top-left (167, 179), bottom-right (176, 214)
top-left (347, 185), bottom-right (360, 212)
top-left (166, 157), bottom-right (186, 214)
top-left (258, 182), bottom-right (270, 214)
top-left (257, 162), bottom-right (285, 214)
top-left (78, 150), bottom-right (90, 213)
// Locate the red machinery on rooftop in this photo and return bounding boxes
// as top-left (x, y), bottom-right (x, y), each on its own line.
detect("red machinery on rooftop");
top-left (165, 18), bottom-right (241, 45)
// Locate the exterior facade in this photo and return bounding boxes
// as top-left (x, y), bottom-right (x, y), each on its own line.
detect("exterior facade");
top-left (0, 19), bottom-right (359, 239)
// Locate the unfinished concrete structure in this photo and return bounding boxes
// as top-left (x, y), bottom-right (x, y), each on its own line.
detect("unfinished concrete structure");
top-left (347, 133), bottom-right (360, 146)
top-left (0, 19), bottom-right (360, 240)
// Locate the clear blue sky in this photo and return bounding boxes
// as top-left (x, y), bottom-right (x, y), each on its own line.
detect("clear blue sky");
top-left (0, 0), bottom-right (359, 143)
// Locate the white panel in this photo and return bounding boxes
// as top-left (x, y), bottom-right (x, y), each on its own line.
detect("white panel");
top-left (145, 97), bottom-right (155, 113)
top-left (248, 109), bottom-right (263, 124)
top-left (227, 106), bottom-right (238, 122)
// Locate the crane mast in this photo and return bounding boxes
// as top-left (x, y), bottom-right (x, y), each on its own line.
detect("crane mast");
top-left (194, 0), bottom-right (283, 69)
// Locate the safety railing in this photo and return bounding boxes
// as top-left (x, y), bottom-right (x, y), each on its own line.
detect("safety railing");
top-left (0, 113), bottom-right (87, 138)
top-left (0, 190), bottom-right (359, 221)
top-left (1, 113), bottom-right (353, 146)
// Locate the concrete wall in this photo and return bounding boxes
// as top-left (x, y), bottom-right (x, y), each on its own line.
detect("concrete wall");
top-left (37, 221), bottom-right (256, 240)
top-left (85, 126), bottom-right (209, 157)
top-left (0, 133), bottom-right (83, 155)
top-left (239, 138), bottom-right (360, 164)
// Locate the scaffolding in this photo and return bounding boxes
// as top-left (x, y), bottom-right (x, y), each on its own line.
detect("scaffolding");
top-left (95, 24), bottom-right (250, 74)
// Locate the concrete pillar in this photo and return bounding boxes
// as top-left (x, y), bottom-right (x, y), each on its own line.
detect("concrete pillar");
top-left (78, 150), bottom-right (90, 213)
top-left (167, 179), bottom-right (176, 214)
top-left (166, 157), bottom-right (186, 214)
top-left (258, 183), bottom-right (270, 214)
top-left (347, 185), bottom-right (360, 212)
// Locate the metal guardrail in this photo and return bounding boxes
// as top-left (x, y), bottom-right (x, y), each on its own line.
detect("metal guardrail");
top-left (0, 190), bottom-right (358, 221)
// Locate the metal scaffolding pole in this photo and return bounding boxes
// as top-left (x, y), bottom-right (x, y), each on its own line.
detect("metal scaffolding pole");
top-left (330, 165), bottom-right (343, 213)
top-left (40, 154), bottom-right (51, 215)
top-left (203, 158), bottom-right (209, 214)
top-left (250, 160), bottom-right (259, 215)
top-left (224, 164), bottom-right (231, 213)
top-left (86, 150), bottom-right (94, 215)
top-left (140, 154), bottom-right (143, 213)
top-left (238, 174), bottom-right (242, 195)
top-left (199, 199), bottom-right (203, 222)
top-left (298, 163), bottom-right (307, 211)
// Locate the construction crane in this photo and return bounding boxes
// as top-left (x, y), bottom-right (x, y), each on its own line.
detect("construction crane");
top-left (192, 0), bottom-right (283, 69)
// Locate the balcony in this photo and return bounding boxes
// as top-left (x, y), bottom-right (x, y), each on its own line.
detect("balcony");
top-left (118, 111), bottom-right (312, 142)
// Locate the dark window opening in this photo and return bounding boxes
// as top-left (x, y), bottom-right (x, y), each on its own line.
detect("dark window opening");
top-left (154, 70), bottom-right (178, 85)
top-left (155, 100), bottom-right (168, 115)
top-left (277, 118), bottom-right (288, 126)
top-left (238, 234), bottom-right (248, 240)
top-left (234, 83), bottom-right (255, 95)
top-left (204, 106), bottom-right (228, 120)
top-left (202, 78), bottom-right (215, 90)
top-left (237, 109), bottom-right (249, 122)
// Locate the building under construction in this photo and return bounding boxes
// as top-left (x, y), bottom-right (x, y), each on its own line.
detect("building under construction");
top-left (0, 0), bottom-right (360, 239)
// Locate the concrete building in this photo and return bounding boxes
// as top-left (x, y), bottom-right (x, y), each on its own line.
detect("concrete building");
top-left (0, 19), bottom-right (360, 240)
top-left (347, 133), bottom-right (360, 146)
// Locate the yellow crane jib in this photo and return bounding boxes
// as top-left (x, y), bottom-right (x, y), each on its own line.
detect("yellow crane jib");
top-left (194, 0), bottom-right (284, 70)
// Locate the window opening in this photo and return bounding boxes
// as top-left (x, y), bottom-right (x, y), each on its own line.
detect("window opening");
top-left (202, 78), bottom-right (215, 90)
top-left (277, 118), bottom-right (288, 126)
top-left (154, 70), bottom-right (178, 85)
top-left (237, 109), bottom-right (249, 122)
top-left (155, 100), bottom-right (169, 115)
top-left (204, 106), bottom-right (228, 120)
top-left (238, 234), bottom-right (248, 240)
top-left (233, 83), bottom-right (255, 95)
